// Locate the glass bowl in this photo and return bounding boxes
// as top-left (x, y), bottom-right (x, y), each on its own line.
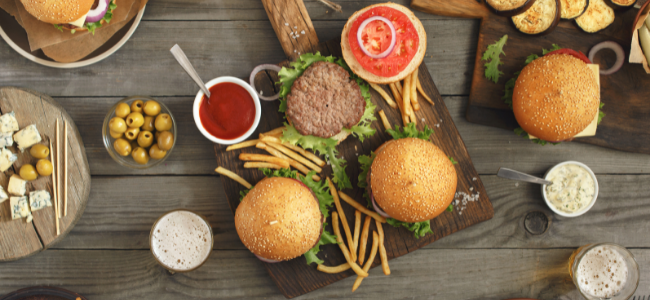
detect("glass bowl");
top-left (102, 96), bottom-right (177, 169)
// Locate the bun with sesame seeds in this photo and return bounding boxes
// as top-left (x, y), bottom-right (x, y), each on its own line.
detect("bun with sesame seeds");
top-left (512, 54), bottom-right (600, 142)
top-left (20, 0), bottom-right (95, 24)
top-left (235, 177), bottom-right (323, 262)
top-left (369, 138), bottom-right (457, 223)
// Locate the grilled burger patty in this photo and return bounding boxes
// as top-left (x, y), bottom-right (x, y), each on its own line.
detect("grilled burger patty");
top-left (287, 61), bottom-right (366, 138)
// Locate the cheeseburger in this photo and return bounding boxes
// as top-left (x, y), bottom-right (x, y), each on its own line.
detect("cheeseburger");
top-left (20, 0), bottom-right (117, 34)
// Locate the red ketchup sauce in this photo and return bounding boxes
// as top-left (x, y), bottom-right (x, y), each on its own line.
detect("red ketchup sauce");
top-left (199, 82), bottom-right (256, 140)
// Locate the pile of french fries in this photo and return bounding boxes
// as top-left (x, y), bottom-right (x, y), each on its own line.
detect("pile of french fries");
top-left (370, 69), bottom-right (434, 127)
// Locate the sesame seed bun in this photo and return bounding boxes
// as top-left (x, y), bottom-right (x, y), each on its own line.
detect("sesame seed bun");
top-left (20, 0), bottom-right (95, 24)
top-left (341, 2), bottom-right (427, 84)
top-left (235, 177), bottom-right (323, 261)
top-left (512, 54), bottom-right (600, 142)
top-left (370, 138), bottom-right (457, 223)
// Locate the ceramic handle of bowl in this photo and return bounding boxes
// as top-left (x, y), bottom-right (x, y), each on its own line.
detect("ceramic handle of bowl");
top-left (170, 44), bottom-right (211, 98)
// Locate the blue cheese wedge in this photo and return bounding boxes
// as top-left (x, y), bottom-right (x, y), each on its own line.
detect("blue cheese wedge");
top-left (13, 124), bottom-right (42, 152)
top-left (0, 133), bottom-right (13, 148)
top-left (8, 174), bottom-right (26, 196)
top-left (0, 112), bottom-right (19, 134)
top-left (0, 185), bottom-right (8, 203)
top-left (0, 148), bottom-right (17, 172)
top-left (10, 196), bottom-right (32, 222)
top-left (29, 190), bottom-right (52, 211)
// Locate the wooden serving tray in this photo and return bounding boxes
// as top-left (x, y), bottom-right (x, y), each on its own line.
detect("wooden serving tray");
top-left (214, 38), bottom-right (494, 298)
top-left (411, 0), bottom-right (650, 154)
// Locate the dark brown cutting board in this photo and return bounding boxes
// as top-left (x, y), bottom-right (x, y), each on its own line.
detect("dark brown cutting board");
top-left (411, 0), bottom-right (650, 153)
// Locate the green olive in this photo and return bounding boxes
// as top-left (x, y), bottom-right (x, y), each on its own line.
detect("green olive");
top-left (132, 147), bottom-right (150, 165)
top-left (124, 127), bottom-right (140, 141)
top-left (143, 100), bottom-right (161, 116)
top-left (155, 113), bottom-right (173, 131)
top-left (113, 138), bottom-right (132, 156)
top-left (109, 117), bottom-right (127, 133)
top-left (19, 164), bottom-right (38, 181)
top-left (149, 144), bottom-right (167, 160)
top-left (115, 103), bottom-right (131, 118)
top-left (36, 159), bottom-right (53, 176)
top-left (137, 131), bottom-right (154, 148)
top-left (130, 100), bottom-right (144, 113)
top-left (29, 144), bottom-right (49, 159)
top-left (142, 116), bottom-right (155, 132)
top-left (126, 112), bottom-right (144, 128)
top-left (110, 130), bottom-right (123, 139)
top-left (157, 131), bottom-right (174, 151)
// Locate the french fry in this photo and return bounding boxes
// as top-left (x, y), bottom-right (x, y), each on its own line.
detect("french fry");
top-left (243, 162), bottom-right (283, 169)
top-left (395, 81), bottom-right (403, 96)
top-left (262, 126), bottom-right (285, 137)
top-left (375, 219), bottom-right (391, 275)
top-left (359, 216), bottom-right (372, 265)
top-left (226, 139), bottom-right (259, 151)
top-left (352, 231), bottom-right (380, 292)
top-left (417, 77), bottom-right (434, 105)
top-left (317, 263), bottom-right (351, 274)
top-left (369, 83), bottom-right (397, 109)
top-left (333, 212), bottom-right (368, 277)
top-left (338, 191), bottom-right (386, 223)
top-left (410, 70), bottom-right (420, 111)
top-left (353, 210), bottom-right (361, 260)
top-left (215, 166), bottom-right (252, 189)
top-left (239, 153), bottom-right (290, 169)
top-left (267, 141), bottom-right (322, 173)
top-left (328, 178), bottom-right (357, 262)
top-left (261, 136), bottom-right (325, 167)
top-left (389, 83), bottom-right (408, 126)
top-left (256, 142), bottom-right (320, 181)
top-left (409, 109), bottom-right (417, 125)
top-left (403, 74), bottom-right (412, 116)
top-left (378, 110), bottom-right (391, 131)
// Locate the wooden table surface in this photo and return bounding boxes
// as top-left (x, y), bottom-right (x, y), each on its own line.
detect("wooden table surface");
top-left (1, 1), bottom-right (649, 299)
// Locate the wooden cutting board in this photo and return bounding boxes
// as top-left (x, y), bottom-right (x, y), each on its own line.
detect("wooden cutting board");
top-left (411, 0), bottom-right (650, 153)
top-left (213, 1), bottom-right (493, 297)
top-left (0, 87), bottom-right (91, 262)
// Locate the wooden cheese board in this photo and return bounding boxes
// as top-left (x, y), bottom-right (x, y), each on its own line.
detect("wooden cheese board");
top-left (0, 87), bottom-right (91, 262)
top-left (411, 0), bottom-right (650, 154)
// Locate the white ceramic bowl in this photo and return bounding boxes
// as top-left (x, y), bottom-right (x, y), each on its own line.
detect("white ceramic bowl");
top-left (541, 161), bottom-right (599, 217)
top-left (193, 76), bottom-right (261, 145)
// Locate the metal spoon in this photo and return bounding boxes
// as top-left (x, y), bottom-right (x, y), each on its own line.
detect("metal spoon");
top-left (497, 168), bottom-right (553, 185)
top-left (170, 44), bottom-right (211, 98)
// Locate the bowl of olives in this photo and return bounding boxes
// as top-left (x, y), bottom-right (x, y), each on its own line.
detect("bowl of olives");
top-left (102, 96), bottom-right (177, 169)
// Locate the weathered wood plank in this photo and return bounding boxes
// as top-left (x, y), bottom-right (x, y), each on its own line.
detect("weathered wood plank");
top-left (0, 248), bottom-right (648, 299)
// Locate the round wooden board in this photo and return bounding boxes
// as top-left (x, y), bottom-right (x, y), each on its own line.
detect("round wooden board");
top-left (0, 87), bottom-right (91, 262)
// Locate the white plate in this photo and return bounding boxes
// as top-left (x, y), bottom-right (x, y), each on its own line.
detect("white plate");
top-left (0, 6), bottom-right (145, 68)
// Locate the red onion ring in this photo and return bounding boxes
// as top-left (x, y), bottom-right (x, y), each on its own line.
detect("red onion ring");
top-left (249, 64), bottom-right (282, 101)
top-left (370, 192), bottom-right (391, 218)
top-left (356, 16), bottom-right (396, 59)
top-left (254, 254), bottom-right (281, 263)
top-left (588, 41), bottom-right (624, 76)
top-left (86, 0), bottom-right (109, 23)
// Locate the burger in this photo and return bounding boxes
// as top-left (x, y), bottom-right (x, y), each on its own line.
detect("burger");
top-left (341, 3), bottom-right (427, 84)
top-left (20, 0), bottom-right (118, 34)
top-left (358, 124), bottom-right (457, 238)
top-left (512, 49), bottom-right (601, 143)
top-left (235, 169), bottom-right (336, 264)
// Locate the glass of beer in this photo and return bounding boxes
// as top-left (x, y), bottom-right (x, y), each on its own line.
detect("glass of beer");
top-left (149, 209), bottom-right (214, 273)
top-left (569, 243), bottom-right (639, 300)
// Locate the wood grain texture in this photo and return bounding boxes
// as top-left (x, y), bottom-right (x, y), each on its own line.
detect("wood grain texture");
top-left (214, 39), bottom-right (493, 298)
top-left (261, 0), bottom-right (319, 60)
top-left (0, 87), bottom-right (91, 262)
top-left (411, 0), bottom-right (489, 19)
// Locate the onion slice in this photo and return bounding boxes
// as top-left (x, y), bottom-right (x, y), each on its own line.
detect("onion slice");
top-left (254, 254), bottom-right (281, 263)
top-left (356, 16), bottom-right (396, 59)
top-left (249, 64), bottom-right (282, 101)
top-left (588, 41), bottom-right (624, 76)
top-left (86, 0), bottom-right (109, 23)
top-left (370, 192), bottom-right (392, 218)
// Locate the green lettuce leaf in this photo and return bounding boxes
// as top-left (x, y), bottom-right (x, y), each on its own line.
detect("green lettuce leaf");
top-left (598, 103), bottom-right (605, 125)
top-left (386, 218), bottom-right (433, 239)
top-left (482, 35), bottom-right (508, 83)
top-left (304, 225), bottom-right (338, 265)
top-left (84, 0), bottom-right (116, 35)
top-left (357, 151), bottom-right (376, 208)
top-left (53, 24), bottom-right (64, 32)
top-left (449, 157), bottom-right (458, 165)
top-left (447, 204), bottom-right (454, 212)
top-left (386, 123), bottom-right (434, 141)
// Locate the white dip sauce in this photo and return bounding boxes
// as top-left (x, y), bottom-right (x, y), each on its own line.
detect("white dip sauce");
top-left (545, 164), bottom-right (595, 213)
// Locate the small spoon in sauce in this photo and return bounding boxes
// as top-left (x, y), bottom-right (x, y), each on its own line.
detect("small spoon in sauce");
top-left (170, 44), bottom-right (211, 98)
top-left (497, 167), bottom-right (552, 185)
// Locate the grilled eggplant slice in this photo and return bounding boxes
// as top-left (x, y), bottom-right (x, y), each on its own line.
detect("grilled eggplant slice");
top-left (575, 0), bottom-right (615, 33)
top-left (511, 0), bottom-right (561, 35)
top-left (560, 0), bottom-right (589, 19)
top-left (486, 0), bottom-right (538, 17)
top-left (607, 0), bottom-right (636, 10)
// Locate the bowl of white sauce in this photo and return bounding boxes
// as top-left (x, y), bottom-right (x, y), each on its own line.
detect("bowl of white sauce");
top-left (542, 161), bottom-right (598, 217)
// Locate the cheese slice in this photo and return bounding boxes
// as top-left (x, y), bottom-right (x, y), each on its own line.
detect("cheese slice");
top-left (69, 12), bottom-right (88, 28)
top-left (530, 64), bottom-right (600, 139)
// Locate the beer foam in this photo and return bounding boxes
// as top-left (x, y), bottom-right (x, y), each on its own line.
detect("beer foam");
top-left (151, 211), bottom-right (213, 271)
top-left (576, 245), bottom-right (628, 298)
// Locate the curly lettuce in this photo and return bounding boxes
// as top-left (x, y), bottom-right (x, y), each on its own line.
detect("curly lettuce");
top-left (386, 219), bottom-right (433, 239)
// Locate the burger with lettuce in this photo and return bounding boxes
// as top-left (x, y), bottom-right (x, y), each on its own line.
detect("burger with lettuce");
top-left (20, 0), bottom-right (117, 34)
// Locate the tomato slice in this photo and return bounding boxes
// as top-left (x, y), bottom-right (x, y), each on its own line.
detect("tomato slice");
top-left (348, 6), bottom-right (420, 77)
top-left (544, 49), bottom-right (592, 64)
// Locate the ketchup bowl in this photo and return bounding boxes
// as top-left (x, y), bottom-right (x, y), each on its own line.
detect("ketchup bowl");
top-left (193, 76), bottom-right (261, 145)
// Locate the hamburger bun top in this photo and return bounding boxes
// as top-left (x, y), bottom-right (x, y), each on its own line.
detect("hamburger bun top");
top-left (341, 2), bottom-right (427, 84)
top-left (370, 138), bottom-right (457, 223)
top-left (235, 177), bottom-right (322, 261)
top-left (512, 54), bottom-right (600, 142)
top-left (20, 0), bottom-right (95, 24)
